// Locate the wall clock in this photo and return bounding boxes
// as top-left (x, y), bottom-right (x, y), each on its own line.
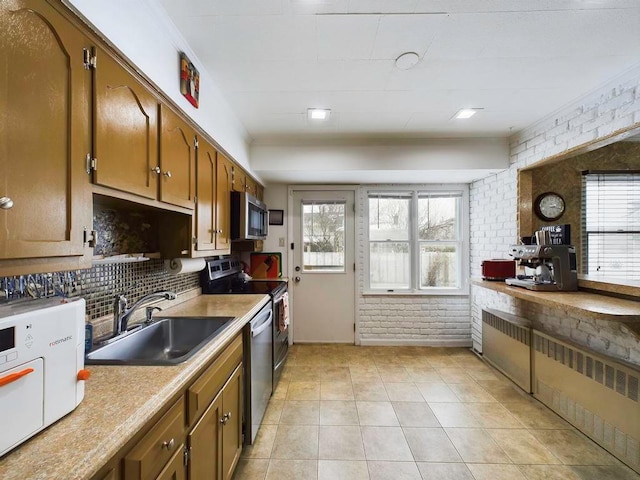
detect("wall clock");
top-left (534, 192), bottom-right (565, 221)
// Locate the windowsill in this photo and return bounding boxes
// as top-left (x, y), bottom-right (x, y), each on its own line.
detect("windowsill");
top-left (362, 289), bottom-right (469, 297)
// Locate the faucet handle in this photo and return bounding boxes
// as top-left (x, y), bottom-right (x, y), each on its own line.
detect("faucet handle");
top-left (145, 306), bottom-right (162, 324)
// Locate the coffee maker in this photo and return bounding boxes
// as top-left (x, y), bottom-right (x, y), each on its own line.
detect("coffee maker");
top-left (505, 244), bottom-right (578, 291)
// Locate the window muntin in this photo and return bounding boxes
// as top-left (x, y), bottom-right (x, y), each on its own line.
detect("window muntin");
top-left (302, 201), bottom-right (346, 272)
top-left (582, 172), bottom-right (640, 280)
top-left (367, 189), bottom-right (466, 293)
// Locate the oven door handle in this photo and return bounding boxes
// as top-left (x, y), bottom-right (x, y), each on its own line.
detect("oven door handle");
top-left (251, 310), bottom-right (273, 338)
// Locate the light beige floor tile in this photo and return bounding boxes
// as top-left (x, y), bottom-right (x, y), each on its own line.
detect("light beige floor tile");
top-left (444, 428), bottom-right (511, 463)
top-left (529, 429), bottom-right (621, 465)
top-left (449, 383), bottom-right (497, 402)
top-left (476, 380), bottom-right (529, 403)
top-left (403, 427), bottom-right (462, 462)
top-left (356, 401), bottom-right (399, 426)
top-left (232, 458), bottom-right (269, 480)
top-left (350, 372), bottom-right (383, 382)
top-left (517, 464), bottom-right (583, 480)
top-left (465, 403), bottom-right (525, 428)
top-left (361, 426), bottom-right (413, 461)
top-left (424, 357), bottom-right (458, 368)
top-left (353, 382), bottom-right (390, 401)
top-left (242, 424), bottom-right (277, 459)
top-left (279, 400), bottom-right (320, 425)
top-left (319, 400), bottom-right (360, 426)
top-left (487, 429), bottom-right (561, 465)
top-left (436, 367), bottom-right (476, 383)
top-left (262, 399), bottom-right (284, 425)
top-left (567, 465), bottom-right (640, 480)
top-left (288, 366), bottom-right (324, 382)
top-left (502, 401), bottom-right (572, 429)
top-left (429, 403), bottom-right (482, 428)
top-left (416, 462), bottom-right (474, 480)
top-left (367, 461), bottom-right (422, 480)
top-left (467, 463), bottom-right (527, 480)
top-left (321, 367), bottom-right (352, 382)
top-left (405, 369), bottom-right (443, 383)
top-left (377, 366), bottom-right (413, 383)
top-left (318, 460), bottom-right (369, 480)
top-left (384, 382), bottom-right (424, 402)
top-left (265, 459), bottom-right (318, 480)
top-left (286, 381), bottom-right (321, 400)
top-left (465, 366), bottom-right (502, 382)
top-left (416, 382), bottom-right (460, 402)
top-left (321, 381), bottom-right (354, 400)
top-left (271, 425), bottom-right (319, 460)
top-left (272, 380), bottom-right (290, 400)
top-left (392, 402), bottom-right (440, 427)
top-left (318, 425), bottom-right (365, 460)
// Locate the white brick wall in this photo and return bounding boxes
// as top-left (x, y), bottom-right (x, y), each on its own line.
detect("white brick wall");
top-left (470, 64), bottom-right (640, 365)
top-left (356, 187), bottom-right (471, 347)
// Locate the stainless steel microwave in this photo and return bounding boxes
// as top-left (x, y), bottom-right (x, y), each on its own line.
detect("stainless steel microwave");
top-left (230, 191), bottom-right (268, 240)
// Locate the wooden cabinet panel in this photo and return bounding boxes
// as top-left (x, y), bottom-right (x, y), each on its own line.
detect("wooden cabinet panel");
top-left (215, 153), bottom-right (233, 252)
top-left (124, 399), bottom-right (186, 480)
top-left (195, 138), bottom-right (216, 252)
top-left (156, 446), bottom-right (186, 480)
top-left (221, 365), bottom-right (243, 480)
top-left (187, 391), bottom-right (222, 480)
top-left (0, 0), bottom-right (92, 260)
top-left (160, 106), bottom-right (196, 210)
top-left (93, 49), bottom-right (159, 200)
top-left (186, 335), bottom-right (242, 426)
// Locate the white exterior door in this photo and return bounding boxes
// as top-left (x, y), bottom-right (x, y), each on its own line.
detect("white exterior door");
top-left (290, 190), bottom-right (355, 343)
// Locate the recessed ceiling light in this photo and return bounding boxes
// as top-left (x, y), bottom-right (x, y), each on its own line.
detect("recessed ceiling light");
top-left (394, 52), bottom-right (420, 70)
top-left (454, 108), bottom-right (483, 119)
top-left (308, 108), bottom-right (331, 120)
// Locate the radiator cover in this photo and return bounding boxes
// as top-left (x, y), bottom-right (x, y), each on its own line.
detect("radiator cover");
top-left (481, 309), bottom-right (532, 393)
top-left (533, 330), bottom-right (640, 473)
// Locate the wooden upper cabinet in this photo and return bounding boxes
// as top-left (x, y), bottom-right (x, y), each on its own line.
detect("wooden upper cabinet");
top-left (93, 49), bottom-right (159, 200)
top-left (160, 106), bottom-right (196, 209)
top-left (195, 138), bottom-right (217, 252)
top-left (215, 153), bottom-right (233, 252)
top-left (0, 0), bottom-right (92, 260)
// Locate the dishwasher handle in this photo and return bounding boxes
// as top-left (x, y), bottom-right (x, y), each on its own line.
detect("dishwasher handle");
top-left (251, 309), bottom-right (273, 338)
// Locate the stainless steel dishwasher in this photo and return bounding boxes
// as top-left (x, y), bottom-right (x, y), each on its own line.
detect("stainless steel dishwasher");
top-left (243, 300), bottom-right (273, 444)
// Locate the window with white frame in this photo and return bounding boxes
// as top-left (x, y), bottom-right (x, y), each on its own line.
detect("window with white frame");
top-left (582, 171), bottom-right (640, 280)
top-left (366, 187), bottom-right (468, 293)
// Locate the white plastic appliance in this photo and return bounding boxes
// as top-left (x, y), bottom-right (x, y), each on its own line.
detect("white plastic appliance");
top-left (0, 298), bottom-right (87, 457)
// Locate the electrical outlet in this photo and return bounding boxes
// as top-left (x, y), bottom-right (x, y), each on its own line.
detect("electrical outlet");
top-left (279, 237), bottom-right (285, 247)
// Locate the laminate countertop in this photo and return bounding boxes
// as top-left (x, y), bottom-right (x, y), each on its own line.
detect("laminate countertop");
top-left (0, 293), bottom-right (270, 480)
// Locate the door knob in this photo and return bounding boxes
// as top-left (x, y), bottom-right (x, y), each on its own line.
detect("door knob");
top-left (163, 171), bottom-right (172, 178)
top-left (0, 197), bottom-right (14, 210)
top-left (161, 438), bottom-right (175, 450)
top-left (151, 166), bottom-right (161, 174)
top-left (294, 276), bottom-right (301, 283)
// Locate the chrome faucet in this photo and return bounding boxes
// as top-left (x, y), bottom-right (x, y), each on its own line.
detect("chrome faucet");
top-left (113, 291), bottom-right (177, 337)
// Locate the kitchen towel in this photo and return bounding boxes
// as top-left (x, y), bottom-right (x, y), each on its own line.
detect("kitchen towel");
top-left (279, 292), bottom-right (290, 332)
top-left (164, 258), bottom-right (206, 275)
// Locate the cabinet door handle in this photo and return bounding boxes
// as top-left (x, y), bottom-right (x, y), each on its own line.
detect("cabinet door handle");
top-left (161, 438), bottom-right (175, 450)
top-left (163, 171), bottom-right (172, 178)
top-left (0, 197), bottom-right (14, 210)
top-left (151, 166), bottom-right (161, 174)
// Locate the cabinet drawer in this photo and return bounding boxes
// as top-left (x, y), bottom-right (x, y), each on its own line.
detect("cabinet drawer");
top-left (187, 335), bottom-right (243, 426)
top-left (123, 398), bottom-right (186, 480)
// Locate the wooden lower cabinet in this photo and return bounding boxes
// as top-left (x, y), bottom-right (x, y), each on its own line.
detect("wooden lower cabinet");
top-left (187, 364), bottom-right (242, 480)
top-left (156, 446), bottom-right (187, 480)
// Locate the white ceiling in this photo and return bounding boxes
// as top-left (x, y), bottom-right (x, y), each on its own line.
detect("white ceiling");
top-left (158, 0), bottom-right (640, 182)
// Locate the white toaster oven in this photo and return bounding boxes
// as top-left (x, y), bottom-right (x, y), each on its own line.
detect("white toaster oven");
top-left (0, 298), bottom-right (87, 457)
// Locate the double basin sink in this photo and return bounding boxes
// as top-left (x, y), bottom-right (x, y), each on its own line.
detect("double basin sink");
top-left (85, 316), bottom-right (235, 366)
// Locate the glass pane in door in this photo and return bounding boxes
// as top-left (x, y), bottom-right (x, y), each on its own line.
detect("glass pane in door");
top-left (302, 201), bottom-right (345, 272)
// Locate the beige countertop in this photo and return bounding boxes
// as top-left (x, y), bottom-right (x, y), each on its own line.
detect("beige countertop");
top-left (471, 278), bottom-right (640, 323)
top-left (0, 293), bottom-right (269, 480)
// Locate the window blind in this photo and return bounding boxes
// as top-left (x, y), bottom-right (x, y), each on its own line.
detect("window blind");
top-left (582, 172), bottom-right (640, 280)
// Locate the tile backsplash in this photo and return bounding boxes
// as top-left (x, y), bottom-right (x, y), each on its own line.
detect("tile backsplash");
top-left (0, 259), bottom-right (200, 320)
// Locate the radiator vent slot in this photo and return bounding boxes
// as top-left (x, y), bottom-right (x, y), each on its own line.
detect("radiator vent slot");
top-left (533, 333), bottom-right (640, 404)
top-left (482, 309), bottom-right (532, 393)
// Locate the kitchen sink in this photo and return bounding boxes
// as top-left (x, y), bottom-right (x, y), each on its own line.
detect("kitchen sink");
top-left (85, 316), bottom-right (235, 365)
